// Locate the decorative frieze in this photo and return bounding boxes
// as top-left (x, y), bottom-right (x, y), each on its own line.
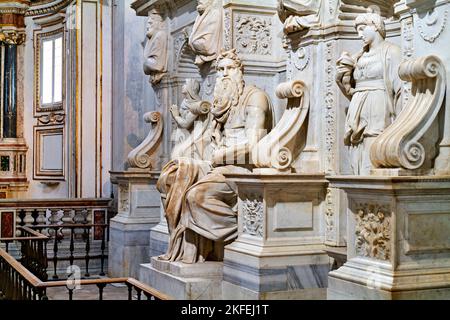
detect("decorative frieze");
top-left (354, 203), bottom-right (391, 261)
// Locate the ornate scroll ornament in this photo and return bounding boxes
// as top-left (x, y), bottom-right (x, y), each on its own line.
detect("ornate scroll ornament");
top-left (354, 203), bottom-right (391, 261)
top-left (417, 10), bottom-right (448, 43)
top-left (235, 14), bottom-right (272, 56)
top-left (37, 113), bottom-right (65, 125)
top-left (370, 55), bottom-right (446, 170)
top-left (293, 47), bottom-right (310, 71)
top-left (127, 111), bottom-right (163, 170)
top-left (253, 80), bottom-right (309, 172)
top-left (242, 197), bottom-right (264, 237)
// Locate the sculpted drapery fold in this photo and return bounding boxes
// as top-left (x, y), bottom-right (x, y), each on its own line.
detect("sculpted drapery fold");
top-left (143, 9), bottom-right (168, 85)
top-left (188, 0), bottom-right (223, 66)
top-left (277, 0), bottom-right (323, 34)
top-left (157, 50), bottom-right (273, 263)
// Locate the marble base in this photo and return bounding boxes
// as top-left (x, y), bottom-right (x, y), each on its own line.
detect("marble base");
top-left (148, 222), bottom-right (169, 258)
top-left (222, 173), bottom-right (330, 299)
top-left (139, 257), bottom-right (223, 300)
top-left (328, 175), bottom-right (450, 300)
top-left (328, 260), bottom-right (450, 300)
top-left (108, 170), bottom-right (161, 278)
top-left (108, 221), bottom-right (153, 278)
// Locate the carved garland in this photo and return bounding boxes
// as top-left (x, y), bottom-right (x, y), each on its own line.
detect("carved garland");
top-left (417, 10), bottom-right (448, 43)
top-left (242, 197), bottom-right (264, 237)
top-left (325, 188), bottom-right (335, 241)
top-left (401, 16), bottom-right (414, 109)
top-left (127, 111), bottom-right (163, 170)
top-left (370, 55), bottom-right (446, 170)
top-left (325, 41), bottom-right (336, 174)
top-left (354, 203), bottom-right (391, 261)
top-left (293, 47), bottom-right (310, 71)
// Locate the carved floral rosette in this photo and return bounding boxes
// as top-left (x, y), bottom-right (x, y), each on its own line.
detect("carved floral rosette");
top-left (354, 203), bottom-right (391, 261)
top-left (127, 111), bottom-right (163, 170)
top-left (370, 55), bottom-right (446, 170)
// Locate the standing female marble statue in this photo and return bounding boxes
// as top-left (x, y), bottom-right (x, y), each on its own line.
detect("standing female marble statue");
top-left (143, 9), bottom-right (168, 85)
top-left (170, 79), bottom-right (212, 160)
top-left (189, 0), bottom-right (223, 66)
top-left (335, 12), bottom-right (402, 175)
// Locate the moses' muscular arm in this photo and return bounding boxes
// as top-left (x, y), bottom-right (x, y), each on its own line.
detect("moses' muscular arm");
top-left (212, 91), bottom-right (269, 165)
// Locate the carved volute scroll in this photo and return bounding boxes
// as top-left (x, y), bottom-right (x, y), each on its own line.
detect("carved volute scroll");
top-left (127, 111), bottom-right (163, 170)
top-left (252, 80), bottom-right (309, 172)
top-left (370, 55), bottom-right (446, 171)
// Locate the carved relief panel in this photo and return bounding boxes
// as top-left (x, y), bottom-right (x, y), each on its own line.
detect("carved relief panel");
top-left (353, 202), bottom-right (392, 261)
top-left (235, 13), bottom-right (272, 56)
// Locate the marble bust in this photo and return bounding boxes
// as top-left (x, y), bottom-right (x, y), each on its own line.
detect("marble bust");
top-left (156, 49), bottom-right (273, 263)
top-left (143, 9), bottom-right (168, 85)
top-left (277, 0), bottom-right (322, 34)
top-left (188, 0), bottom-right (223, 66)
top-left (170, 79), bottom-right (212, 160)
top-left (335, 11), bottom-right (402, 175)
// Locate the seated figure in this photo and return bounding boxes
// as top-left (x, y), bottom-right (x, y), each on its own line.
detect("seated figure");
top-left (157, 49), bottom-right (273, 263)
top-left (170, 79), bottom-right (212, 160)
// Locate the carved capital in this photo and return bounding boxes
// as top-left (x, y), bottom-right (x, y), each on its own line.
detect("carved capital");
top-left (0, 30), bottom-right (26, 45)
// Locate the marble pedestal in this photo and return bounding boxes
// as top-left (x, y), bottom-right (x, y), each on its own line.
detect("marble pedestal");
top-left (139, 257), bottom-right (223, 300)
top-left (327, 175), bottom-right (450, 300)
top-left (108, 170), bottom-right (161, 278)
top-left (222, 173), bottom-right (330, 300)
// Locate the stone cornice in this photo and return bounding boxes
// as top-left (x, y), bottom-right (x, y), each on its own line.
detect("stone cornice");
top-left (25, 0), bottom-right (71, 17)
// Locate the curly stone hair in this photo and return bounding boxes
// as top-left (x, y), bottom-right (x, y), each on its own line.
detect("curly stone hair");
top-left (216, 48), bottom-right (244, 73)
top-left (355, 11), bottom-right (386, 39)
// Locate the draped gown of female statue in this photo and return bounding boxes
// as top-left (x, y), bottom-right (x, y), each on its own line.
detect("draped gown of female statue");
top-left (344, 42), bottom-right (402, 174)
top-left (336, 13), bottom-right (402, 175)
